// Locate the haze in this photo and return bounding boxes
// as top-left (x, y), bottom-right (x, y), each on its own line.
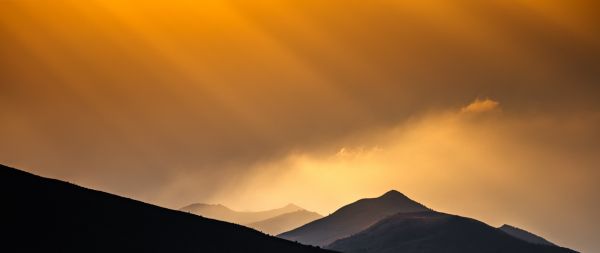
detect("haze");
top-left (1, 1), bottom-right (599, 252)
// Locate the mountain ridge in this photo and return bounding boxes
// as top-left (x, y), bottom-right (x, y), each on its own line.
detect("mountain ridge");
top-left (278, 190), bottom-right (430, 246)
top-left (500, 224), bottom-right (556, 246)
top-left (327, 211), bottom-right (577, 253)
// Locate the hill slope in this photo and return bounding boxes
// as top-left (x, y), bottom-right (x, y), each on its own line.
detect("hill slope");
top-left (248, 210), bottom-right (323, 235)
top-left (278, 190), bottom-right (429, 246)
top-left (328, 211), bottom-right (577, 253)
top-left (0, 164), bottom-right (332, 253)
top-left (180, 202), bottom-right (302, 224)
top-left (500, 224), bottom-right (557, 246)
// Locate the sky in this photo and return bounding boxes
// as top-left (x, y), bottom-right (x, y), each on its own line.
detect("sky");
top-left (1, 0), bottom-right (599, 251)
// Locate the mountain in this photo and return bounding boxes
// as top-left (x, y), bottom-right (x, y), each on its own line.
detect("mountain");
top-left (278, 190), bottom-right (429, 246)
top-left (0, 164), bottom-right (332, 253)
top-left (248, 210), bottom-right (323, 235)
top-left (180, 202), bottom-right (303, 224)
top-left (328, 211), bottom-right (577, 253)
top-left (500, 224), bottom-right (557, 246)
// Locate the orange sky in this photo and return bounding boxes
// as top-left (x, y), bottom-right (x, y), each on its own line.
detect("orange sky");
top-left (1, 1), bottom-right (599, 252)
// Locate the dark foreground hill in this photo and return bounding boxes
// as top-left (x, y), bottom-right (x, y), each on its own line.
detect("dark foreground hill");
top-left (0, 164), bottom-right (333, 253)
top-left (327, 211), bottom-right (577, 253)
top-left (279, 190), bottom-right (429, 246)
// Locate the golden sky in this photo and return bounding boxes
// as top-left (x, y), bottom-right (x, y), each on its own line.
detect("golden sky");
top-left (1, 0), bottom-right (599, 252)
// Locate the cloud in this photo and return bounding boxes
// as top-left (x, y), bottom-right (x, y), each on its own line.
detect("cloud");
top-left (461, 98), bottom-right (500, 114)
top-left (335, 146), bottom-right (382, 160)
top-left (1, 1), bottom-right (599, 251)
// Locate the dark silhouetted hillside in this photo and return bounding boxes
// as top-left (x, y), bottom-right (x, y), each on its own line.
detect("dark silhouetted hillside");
top-left (180, 202), bottom-right (302, 224)
top-left (328, 211), bottom-right (577, 253)
top-left (279, 190), bottom-right (429, 246)
top-left (0, 164), bottom-right (334, 253)
top-left (248, 210), bottom-right (323, 235)
top-left (500, 224), bottom-right (556, 246)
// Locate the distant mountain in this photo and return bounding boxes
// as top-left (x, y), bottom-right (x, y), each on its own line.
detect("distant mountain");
top-left (0, 164), bottom-right (332, 253)
top-left (248, 210), bottom-right (323, 235)
top-left (328, 211), bottom-right (577, 253)
top-left (180, 202), bottom-right (303, 224)
top-left (279, 190), bottom-right (429, 246)
top-left (500, 224), bottom-right (556, 246)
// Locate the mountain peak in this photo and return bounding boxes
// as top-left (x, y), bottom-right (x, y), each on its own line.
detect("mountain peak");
top-left (380, 190), bottom-right (405, 198)
top-left (279, 190), bottom-right (430, 246)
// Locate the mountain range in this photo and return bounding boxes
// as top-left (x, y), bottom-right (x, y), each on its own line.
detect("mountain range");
top-left (279, 190), bottom-right (577, 253)
top-left (328, 211), bottom-right (575, 253)
top-left (180, 202), bottom-right (304, 224)
top-left (2, 163), bottom-right (578, 253)
top-left (180, 202), bottom-right (323, 235)
top-left (0, 164), bottom-right (331, 253)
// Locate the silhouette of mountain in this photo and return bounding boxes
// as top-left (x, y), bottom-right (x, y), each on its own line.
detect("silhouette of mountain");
top-left (180, 202), bottom-right (303, 224)
top-left (0, 164), bottom-right (333, 253)
top-left (328, 211), bottom-right (577, 253)
top-left (500, 224), bottom-right (556, 246)
top-left (279, 190), bottom-right (429, 246)
top-left (248, 210), bottom-right (323, 235)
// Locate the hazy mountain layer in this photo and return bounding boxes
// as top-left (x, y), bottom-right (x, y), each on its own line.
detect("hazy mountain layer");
top-left (248, 210), bottom-right (323, 235)
top-left (180, 202), bottom-right (303, 224)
